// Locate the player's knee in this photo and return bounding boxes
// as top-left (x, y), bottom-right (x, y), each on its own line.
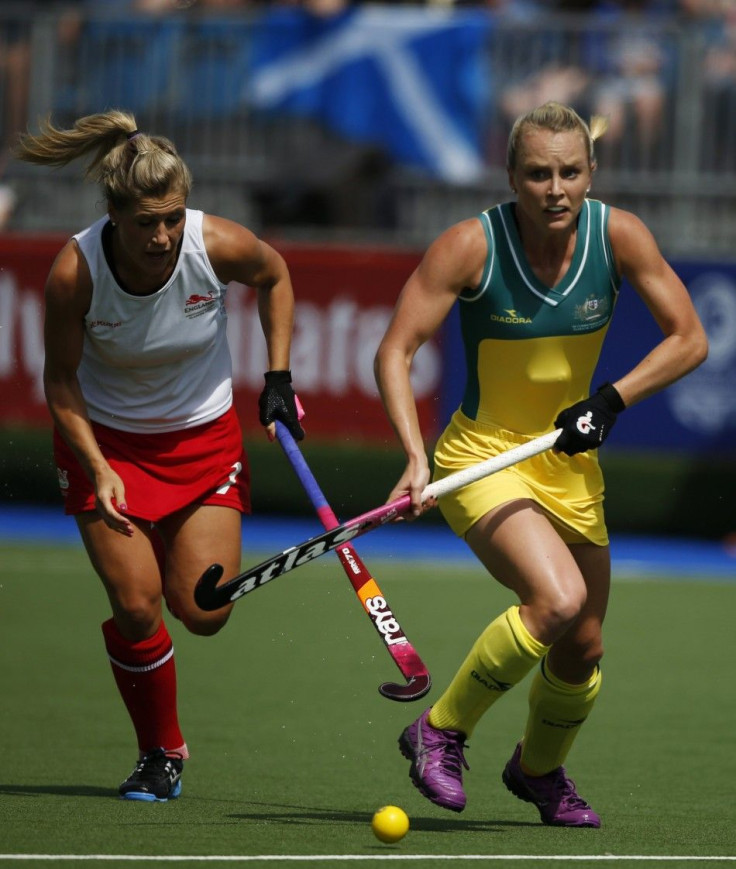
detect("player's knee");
top-left (541, 583), bottom-right (588, 633)
top-left (114, 594), bottom-right (161, 638)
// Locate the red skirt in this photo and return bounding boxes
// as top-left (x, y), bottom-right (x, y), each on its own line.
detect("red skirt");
top-left (53, 405), bottom-right (251, 522)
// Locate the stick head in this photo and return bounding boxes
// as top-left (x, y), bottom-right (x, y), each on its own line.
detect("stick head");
top-left (378, 673), bottom-right (432, 702)
top-left (193, 563), bottom-right (225, 611)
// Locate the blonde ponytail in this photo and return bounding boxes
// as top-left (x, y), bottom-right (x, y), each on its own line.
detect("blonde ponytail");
top-left (15, 111), bottom-right (192, 210)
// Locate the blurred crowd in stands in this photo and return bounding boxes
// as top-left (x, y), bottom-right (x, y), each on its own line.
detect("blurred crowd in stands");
top-left (1, 0), bottom-right (735, 231)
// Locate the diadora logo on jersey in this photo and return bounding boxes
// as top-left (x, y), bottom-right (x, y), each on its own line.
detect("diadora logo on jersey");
top-left (56, 467), bottom-right (69, 490)
top-left (490, 308), bottom-right (532, 325)
top-left (184, 291), bottom-right (218, 318)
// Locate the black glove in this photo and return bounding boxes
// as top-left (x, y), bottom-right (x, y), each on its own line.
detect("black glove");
top-left (554, 382), bottom-right (625, 456)
top-left (258, 370), bottom-right (305, 441)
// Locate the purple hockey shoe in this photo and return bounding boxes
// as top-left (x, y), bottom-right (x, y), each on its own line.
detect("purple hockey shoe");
top-left (398, 708), bottom-right (469, 812)
top-left (502, 742), bottom-right (600, 827)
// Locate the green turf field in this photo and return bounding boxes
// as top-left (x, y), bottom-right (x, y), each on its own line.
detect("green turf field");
top-left (2, 542), bottom-right (735, 868)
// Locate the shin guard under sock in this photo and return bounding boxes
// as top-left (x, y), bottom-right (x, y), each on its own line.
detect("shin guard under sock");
top-left (102, 618), bottom-right (188, 759)
top-left (521, 657), bottom-right (602, 775)
top-left (429, 606), bottom-right (549, 737)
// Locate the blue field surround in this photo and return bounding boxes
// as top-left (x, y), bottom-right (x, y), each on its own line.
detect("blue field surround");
top-left (1, 505), bottom-right (734, 580)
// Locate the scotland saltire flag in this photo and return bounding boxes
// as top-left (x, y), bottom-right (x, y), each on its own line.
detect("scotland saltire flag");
top-left (248, 6), bottom-right (492, 183)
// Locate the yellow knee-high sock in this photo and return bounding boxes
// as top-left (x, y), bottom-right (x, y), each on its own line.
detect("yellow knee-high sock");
top-left (521, 658), bottom-right (602, 775)
top-left (429, 606), bottom-right (549, 737)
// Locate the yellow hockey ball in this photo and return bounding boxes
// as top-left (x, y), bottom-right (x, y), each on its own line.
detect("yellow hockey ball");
top-left (371, 805), bottom-right (409, 843)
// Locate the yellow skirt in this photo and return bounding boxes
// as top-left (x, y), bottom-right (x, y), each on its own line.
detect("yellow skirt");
top-left (433, 410), bottom-right (608, 546)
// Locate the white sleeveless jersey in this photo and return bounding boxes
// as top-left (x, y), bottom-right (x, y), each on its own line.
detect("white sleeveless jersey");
top-left (75, 209), bottom-right (233, 433)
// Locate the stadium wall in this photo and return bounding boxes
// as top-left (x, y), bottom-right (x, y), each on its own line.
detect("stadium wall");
top-left (1, 236), bottom-right (734, 538)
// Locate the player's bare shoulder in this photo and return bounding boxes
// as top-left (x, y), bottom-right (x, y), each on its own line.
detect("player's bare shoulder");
top-left (433, 216), bottom-right (487, 261)
top-left (420, 216), bottom-right (488, 295)
top-left (607, 205), bottom-right (664, 277)
top-left (202, 213), bottom-right (262, 281)
top-left (607, 206), bottom-right (658, 254)
top-left (45, 238), bottom-right (92, 314)
top-left (202, 213), bottom-right (288, 289)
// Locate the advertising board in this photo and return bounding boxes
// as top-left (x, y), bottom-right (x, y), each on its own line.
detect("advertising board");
top-left (2, 235), bottom-right (733, 454)
top-left (0, 236), bottom-right (439, 442)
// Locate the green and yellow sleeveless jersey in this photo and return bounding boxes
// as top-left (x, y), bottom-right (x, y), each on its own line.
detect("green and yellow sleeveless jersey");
top-left (458, 199), bottom-right (621, 436)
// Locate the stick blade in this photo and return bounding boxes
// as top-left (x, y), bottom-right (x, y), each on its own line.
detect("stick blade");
top-left (193, 563), bottom-right (225, 611)
top-left (378, 672), bottom-right (432, 702)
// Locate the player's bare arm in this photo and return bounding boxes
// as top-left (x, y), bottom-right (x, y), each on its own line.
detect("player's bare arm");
top-left (375, 218), bottom-right (487, 513)
top-left (204, 213), bottom-right (299, 441)
top-left (43, 242), bottom-right (133, 534)
top-left (203, 214), bottom-right (294, 371)
top-left (608, 208), bottom-right (708, 407)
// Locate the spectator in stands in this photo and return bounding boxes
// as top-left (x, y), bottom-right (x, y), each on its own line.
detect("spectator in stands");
top-left (499, 65), bottom-right (591, 128)
top-left (0, 1), bottom-right (83, 228)
top-left (491, 0), bottom-right (593, 166)
top-left (679, 0), bottom-right (736, 170)
top-left (498, 1), bottom-right (672, 166)
top-left (586, 0), bottom-right (671, 160)
top-left (374, 101), bottom-right (707, 828)
top-left (0, 15), bottom-right (30, 227)
top-left (0, 18), bottom-right (30, 153)
top-left (14, 110), bottom-right (304, 802)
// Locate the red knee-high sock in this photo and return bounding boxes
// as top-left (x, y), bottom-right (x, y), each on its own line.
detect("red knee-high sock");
top-left (102, 618), bottom-right (189, 759)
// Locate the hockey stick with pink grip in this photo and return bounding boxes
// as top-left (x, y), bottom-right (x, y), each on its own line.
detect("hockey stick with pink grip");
top-left (273, 420), bottom-right (430, 701)
top-left (194, 428), bottom-right (562, 614)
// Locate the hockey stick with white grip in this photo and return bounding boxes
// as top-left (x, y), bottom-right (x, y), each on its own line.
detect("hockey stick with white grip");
top-left (194, 428), bottom-right (562, 612)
